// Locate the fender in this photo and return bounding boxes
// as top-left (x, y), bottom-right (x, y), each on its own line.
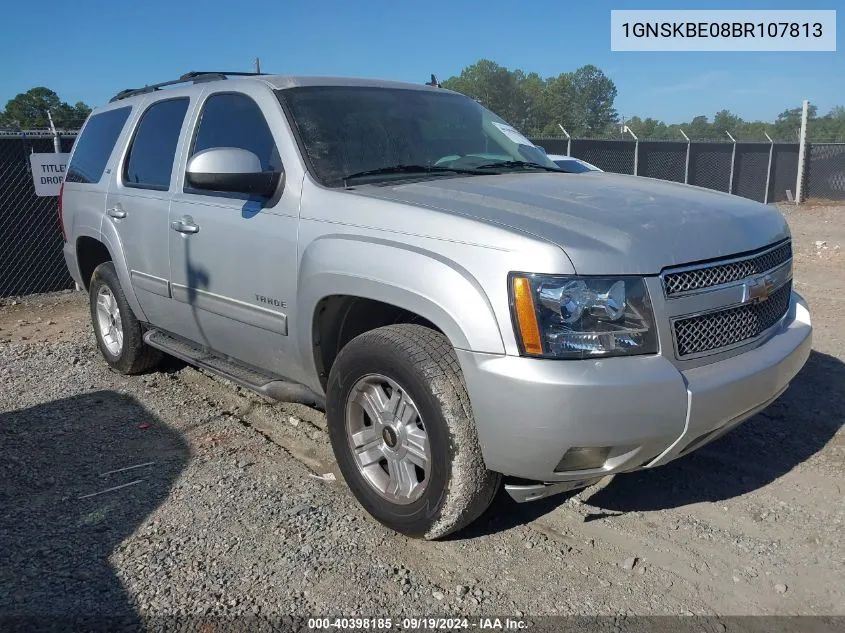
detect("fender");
top-left (296, 234), bottom-right (505, 382)
top-left (97, 218), bottom-right (149, 322)
top-left (65, 221), bottom-right (100, 287)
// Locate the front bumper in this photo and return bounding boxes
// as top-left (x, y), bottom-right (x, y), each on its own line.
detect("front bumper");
top-left (457, 291), bottom-right (812, 483)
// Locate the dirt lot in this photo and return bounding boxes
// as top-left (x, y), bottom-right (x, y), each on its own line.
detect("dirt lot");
top-left (0, 202), bottom-right (843, 627)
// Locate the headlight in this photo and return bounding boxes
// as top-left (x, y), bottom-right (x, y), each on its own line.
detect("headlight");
top-left (510, 274), bottom-right (658, 359)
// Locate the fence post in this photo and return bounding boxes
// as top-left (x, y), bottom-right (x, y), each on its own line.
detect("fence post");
top-left (764, 132), bottom-right (774, 204)
top-left (795, 99), bottom-right (809, 203)
top-left (680, 129), bottom-right (690, 184)
top-left (557, 124), bottom-right (571, 156)
top-left (623, 126), bottom-right (639, 175)
top-left (726, 131), bottom-right (736, 194)
top-left (46, 110), bottom-right (61, 154)
top-left (634, 139), bottom-right (639, 175)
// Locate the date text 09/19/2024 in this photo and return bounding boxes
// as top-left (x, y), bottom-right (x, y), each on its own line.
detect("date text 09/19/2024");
top-left (307, 617), bottom-right (529, 630)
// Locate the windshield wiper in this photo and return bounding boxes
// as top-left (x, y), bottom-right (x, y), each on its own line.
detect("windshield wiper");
top-left (342, 164), bottom-right (495, 186)
top-left (472, 160), bottom-right (563, 172)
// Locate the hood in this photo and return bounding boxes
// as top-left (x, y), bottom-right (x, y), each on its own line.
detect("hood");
top-left (351, 172), bottom-right (790, 275)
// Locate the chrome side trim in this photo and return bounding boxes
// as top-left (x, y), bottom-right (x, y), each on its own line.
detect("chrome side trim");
top-left (170, 283), bottom-right (287, 335)
top-left (130, 270), bottom-right (170, 298)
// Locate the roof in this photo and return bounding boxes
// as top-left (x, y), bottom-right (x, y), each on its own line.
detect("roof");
top-left (261, 75), bottom-right (449, 92)
top-left (109, 71), bottom-right (451, 102)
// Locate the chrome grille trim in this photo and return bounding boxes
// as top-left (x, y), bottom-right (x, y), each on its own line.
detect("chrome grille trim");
top-left (672, 281), bottom-right (792, 358)
top-left (662, 240), bottom-right (792, 297)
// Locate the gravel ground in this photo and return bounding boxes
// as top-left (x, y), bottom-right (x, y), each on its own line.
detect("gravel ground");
top-left (0, 202), bottom-right (843, 628)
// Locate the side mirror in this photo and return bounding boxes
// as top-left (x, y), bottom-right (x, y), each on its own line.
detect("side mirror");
top-left (186, 147), bottom-right (281, 197)
top-left (535, 145), bottom-right (546, 154)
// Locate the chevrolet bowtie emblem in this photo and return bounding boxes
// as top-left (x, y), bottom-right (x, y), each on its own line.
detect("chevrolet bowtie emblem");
top-left (743, 274), bottom-right (775, 303)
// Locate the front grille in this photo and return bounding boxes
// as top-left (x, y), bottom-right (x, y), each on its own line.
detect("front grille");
top-left (663, 241), bottom-right (792, 296)
top-left (673, 281), bottom-right (791, 357)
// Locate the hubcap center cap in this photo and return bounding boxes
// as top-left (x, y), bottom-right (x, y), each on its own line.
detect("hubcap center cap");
top-left (382, 425), bottom-right (399, 448)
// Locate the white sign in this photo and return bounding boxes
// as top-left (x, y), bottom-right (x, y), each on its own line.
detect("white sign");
top-left (29, 153), bottom-right (69, 197)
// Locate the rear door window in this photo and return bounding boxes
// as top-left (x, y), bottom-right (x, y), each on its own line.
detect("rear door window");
top-left (124, 98), bottom-right (190, 190)
top-left (66, 107), bottom-right (131, 184)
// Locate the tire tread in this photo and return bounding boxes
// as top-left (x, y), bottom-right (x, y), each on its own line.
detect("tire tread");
top-left (331, 323), bottom-right (500, 539)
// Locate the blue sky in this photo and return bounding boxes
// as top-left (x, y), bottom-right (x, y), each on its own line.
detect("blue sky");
top-left (0, 0), bottom-right (841, 124)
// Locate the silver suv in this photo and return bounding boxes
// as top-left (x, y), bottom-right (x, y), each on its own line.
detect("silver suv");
top-left (60, 71), bottom-right (812, 539)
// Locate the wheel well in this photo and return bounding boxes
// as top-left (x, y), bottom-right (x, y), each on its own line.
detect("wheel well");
top-left (76, 237), bottom-right (112, 290)
top-left (312, 296), bottom-right (441, 390)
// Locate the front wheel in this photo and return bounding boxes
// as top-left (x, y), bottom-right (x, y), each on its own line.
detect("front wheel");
top-left (326, 324), bottom-right (500, 539)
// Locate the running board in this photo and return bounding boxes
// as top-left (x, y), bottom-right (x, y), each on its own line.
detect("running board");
top-left (143, 329), bottom-right (324, 409)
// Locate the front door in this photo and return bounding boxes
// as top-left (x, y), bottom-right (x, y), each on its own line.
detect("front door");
top-left (167, 87), bottom-right (301, 380)
top-left (104, 94), bottom-right (194, 330)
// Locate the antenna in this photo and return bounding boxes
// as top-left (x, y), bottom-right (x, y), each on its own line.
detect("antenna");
top-left (425, 74), bottom-right (441, 88)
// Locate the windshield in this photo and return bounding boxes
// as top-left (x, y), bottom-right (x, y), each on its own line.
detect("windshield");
top-left (278, 86), bottom-right (558, 187)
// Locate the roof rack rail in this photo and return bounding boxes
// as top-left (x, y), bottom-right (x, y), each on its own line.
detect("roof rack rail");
top-left (109, 71), bottom-right (267, 102)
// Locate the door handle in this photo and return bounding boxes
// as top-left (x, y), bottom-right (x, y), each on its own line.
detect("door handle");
top-left (171, 218), bottom-right (200, 234)
top-left (107, 207), bottom-right (127, 219)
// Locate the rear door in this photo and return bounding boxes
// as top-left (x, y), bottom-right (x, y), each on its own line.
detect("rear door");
top-left (103, 93), bottom-right (194, 328)
top-left (63, 105), bottom-right (133, 281)
top-left (167, 84), bottom-right (302, 379)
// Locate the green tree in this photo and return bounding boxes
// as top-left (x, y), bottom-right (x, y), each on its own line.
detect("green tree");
top-left (686, 115), bottom-right (713, 140)
top-left (442, 59), bottom-right (620, 138)
top-left (625, 116), bottom-right (670, 140)
top-left (0, 87), bottom-right (91, 130)
top-left (808, 106), bottom-right (845, 141)
top-left (513, 70), bottom-right (547, 134)
top-left (539, 72), bottom-right (582, 136)
top-left (713, 110), bottom-right (742, 137)
top-left (570, 65), bottom-right (618, 136)
top-left (772, 105), bottom-right (817, 142)
top-left (441, 59), bottom-right (522, 123)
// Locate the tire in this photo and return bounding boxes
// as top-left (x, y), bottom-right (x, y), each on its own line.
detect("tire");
top-left (326, 324), bottom-right (500, 539)
top-left (89, 261), bottom-right (161, 375)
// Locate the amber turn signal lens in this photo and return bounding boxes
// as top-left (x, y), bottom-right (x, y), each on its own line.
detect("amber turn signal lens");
top-left (512, 276), bottom-right (543, 355)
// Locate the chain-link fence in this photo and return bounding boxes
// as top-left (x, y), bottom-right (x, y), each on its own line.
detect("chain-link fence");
top-left (530, 137), bottom-right (816, 204)
top-left (0, 133), bottom-right (77, 298)
top-left (0, 128), bottom-right (843, 299)
top-left (570, 139), bottom-right (636, 174)
top-left (638, 141), bottom-right (686, 183)
top-left (687, 142), bottom-right (734, 193)
top-left (805, 143), bottom-right (845, 201)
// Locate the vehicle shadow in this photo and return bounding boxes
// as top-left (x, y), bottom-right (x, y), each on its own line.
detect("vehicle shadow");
top-left (457, 349), bottom-right (843, 537)
top-left (183, 236), bottom-right (212, 350)
top-left (0, 391), bottom-right (190, 631)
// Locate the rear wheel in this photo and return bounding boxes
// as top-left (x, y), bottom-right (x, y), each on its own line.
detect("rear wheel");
top-left (89, 262), bottom-right (161, 374)
top-left (326, 324), bottom-right (500, 539)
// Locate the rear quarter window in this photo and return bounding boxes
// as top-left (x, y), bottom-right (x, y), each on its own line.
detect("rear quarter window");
top-left (66, 107), bottom-right (132, 184)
